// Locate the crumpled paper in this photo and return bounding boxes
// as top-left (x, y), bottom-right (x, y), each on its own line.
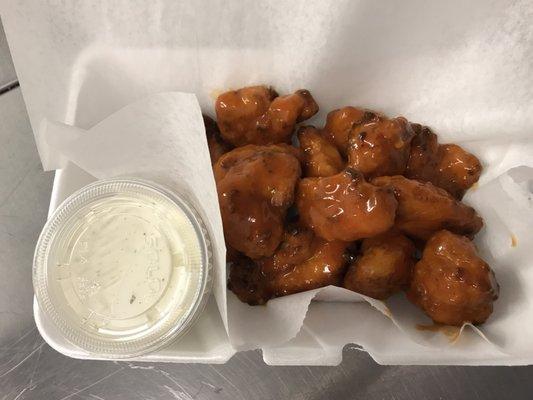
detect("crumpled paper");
top-left (41, 93), bottom-right (228, 332)
top-left (2, 0), bottom-right (533, 364)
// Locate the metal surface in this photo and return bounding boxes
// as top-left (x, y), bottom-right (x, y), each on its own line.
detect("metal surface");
top-left (1, 30), bottom-right (533, 400)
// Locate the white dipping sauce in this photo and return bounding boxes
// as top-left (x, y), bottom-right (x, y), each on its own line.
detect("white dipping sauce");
top-left (34, 180), bottom-right (210, 357)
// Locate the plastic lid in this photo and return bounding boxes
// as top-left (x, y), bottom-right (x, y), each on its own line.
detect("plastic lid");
top-left (33, 178), bottom-right (212, 358)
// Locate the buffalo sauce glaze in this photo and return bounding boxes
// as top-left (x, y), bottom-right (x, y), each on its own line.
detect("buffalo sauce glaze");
top-left (296, 169), bottom-right (398, 242)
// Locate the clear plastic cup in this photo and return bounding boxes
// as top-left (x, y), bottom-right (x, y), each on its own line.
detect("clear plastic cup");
top-left (33, 178), bottom-right (213, 358)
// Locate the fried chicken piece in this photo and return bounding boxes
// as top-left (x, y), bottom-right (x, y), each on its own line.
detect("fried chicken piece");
top-left (214, 144), bottom-right (302, 259)
top-left (214, 144), bottom-right (302, 205)
top-left (404, 124), bottom-right (439, 180)
top-left (323, 107), bottom-right (382, 155)
top-left (204, 115), bottom-right (232, 164)
top-left (296, 169), bottom-right (398, 241)
top-left (268, 238), bottom-right (349, 297)
top-left (215, 86), bottom-right (319, 146)
top-left (297, 126), bottom-right (344, 177)
top-left (406, 124), bottom-right (482, 199)
top-left (219, 191), bottom-right (286, 260)
top-left (228, 255), bottom-right (272, 305)
top-left (436, 144), bottom-right (482, 199)
top-left (343, 231), bottom-right (416, 300)
top-left (228, 228), bottom-right (349, 303)
top-left (372, 175), bottom-right (483, 240)
top-left (407, 230), bottom-right (499, 326)
top-left (226, 246), bottom-right (243, 264)
top-left (347, 117), bottom-right (415, 178)
top-left (258, 225), bottom-right (315, 277)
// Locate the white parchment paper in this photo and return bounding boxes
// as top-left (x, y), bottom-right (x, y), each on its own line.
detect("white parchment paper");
top-left (2, 0), bottom-right (533, 364)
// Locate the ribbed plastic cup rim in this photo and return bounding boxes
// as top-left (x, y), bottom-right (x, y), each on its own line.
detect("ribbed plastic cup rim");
top-left (33, 178), bottom-right (213, 359)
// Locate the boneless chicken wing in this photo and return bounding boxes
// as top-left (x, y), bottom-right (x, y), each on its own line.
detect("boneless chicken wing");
top-left (436, 144), bottom-right (482, 199)
top-left (296, 169), bottom-right (398, 241)
top-left (343, 231), bottom-right (416, 300)
top-left (407, 230), bottom-right (499, 326)
top-left (372, 175), bottom-right (483, 240)
top-left (215, 144), bottom-right (302, 206)
top-left (404, 124), bottom-right (439, 181)
top-left (268, 238), bottom-right (349, 297)
top-left (204, 115), bottom-right (232, 164)
top-left (298, 126), bottom-right (344, 177)
top-left (228, 227), bottom-right (349, 303)
top-left (323, 107), bottom-right (382, 155)
top-left (228, 255), bottom-right (272, 305)
top-left (406, 124), bottom-right (482, 199)
top-left (258, 225), bottom-right (315, 277)
top-left (214, 144), bottom-right (302, 259)
top-left (347, 117), bottom-right (415, 178)
top-left (215, 86), bottom-right (318, 146)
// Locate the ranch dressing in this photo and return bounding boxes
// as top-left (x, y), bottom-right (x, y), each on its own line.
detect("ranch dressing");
top-left (34, 179), bottom-right (211, 357)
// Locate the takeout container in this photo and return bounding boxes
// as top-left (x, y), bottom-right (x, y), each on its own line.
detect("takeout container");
top-left (3, 0), bottom-right (533, 365)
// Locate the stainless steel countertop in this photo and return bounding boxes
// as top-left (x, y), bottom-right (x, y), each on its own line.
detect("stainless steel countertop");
top-left (1, 25), bottom-right (533, 400)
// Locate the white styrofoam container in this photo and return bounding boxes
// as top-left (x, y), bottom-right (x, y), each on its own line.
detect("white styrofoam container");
top-left (30, 49), bottom-right (532, 366)
top-left (7, 0), bottom-right (531, 366)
